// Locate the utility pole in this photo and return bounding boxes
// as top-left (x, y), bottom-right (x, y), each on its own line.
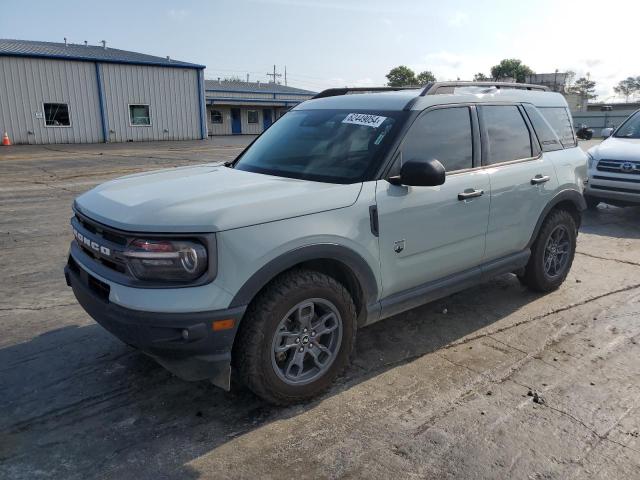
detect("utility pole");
top-left (284, 66), bottom-right (287, 86)
top-left (266, 64), bottom-right (282, 84)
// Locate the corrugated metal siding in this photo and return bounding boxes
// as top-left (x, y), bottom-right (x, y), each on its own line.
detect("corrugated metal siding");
top-left (0, 56), bottom-right (102, 144)
top-left (207, 106), bottom-right (232, 135)
top-left (241, 107), bottom-right (262, 135)
top-left (100, 63), bottom-right (201, 142)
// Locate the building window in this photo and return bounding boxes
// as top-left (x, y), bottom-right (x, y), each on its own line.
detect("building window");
top-left (247, 110), bottom-right (259, 124)
top-left (129, 104), bottom-right (151, 126)
top-left (211, 109), bottom-right (223, 124)
top-left (43, 103), bottom-right (71, 127)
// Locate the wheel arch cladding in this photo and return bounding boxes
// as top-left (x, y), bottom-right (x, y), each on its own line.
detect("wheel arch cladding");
top-left (528, 190), bottom-right (585, 248)
top-left (228, 243), bottom-right (378, 318)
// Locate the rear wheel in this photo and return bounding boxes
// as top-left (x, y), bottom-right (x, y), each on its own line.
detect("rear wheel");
top-left (234, 269), bottom-right (356, 405)
top-left (519, 209), bottom-right (577, 292)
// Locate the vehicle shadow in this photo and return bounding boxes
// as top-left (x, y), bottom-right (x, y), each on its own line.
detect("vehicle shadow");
top-left (0, 273), bottom-right (546, 479)
top-left (581, 204), bottom-right (640, 240)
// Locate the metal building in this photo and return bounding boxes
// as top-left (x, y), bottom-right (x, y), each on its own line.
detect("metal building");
top-left (0, 39), bottom-right (207, 144)
top-left (205, 80), bottom-right (314, 135)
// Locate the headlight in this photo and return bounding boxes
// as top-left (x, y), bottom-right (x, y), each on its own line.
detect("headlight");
top-left (587, 152), bottom-right (597, 169)
top-left (123, 239), bottom-right (208, 282)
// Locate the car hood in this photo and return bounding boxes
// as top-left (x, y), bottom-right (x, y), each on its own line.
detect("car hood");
top-left (589, 136), bottom-right (640, 160)
top-left (74, 164), bottom-right (362, 232)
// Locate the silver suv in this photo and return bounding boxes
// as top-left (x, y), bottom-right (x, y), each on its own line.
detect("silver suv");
top-left (65, 82), bottom-right (587, 404)
top-left (585, 109), bottom-right (640, 209)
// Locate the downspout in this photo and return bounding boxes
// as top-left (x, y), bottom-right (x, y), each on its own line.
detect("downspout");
top-left (197, 68), bottom-right (207, 139)
top-left (94, 62), bottom-right (109, 143)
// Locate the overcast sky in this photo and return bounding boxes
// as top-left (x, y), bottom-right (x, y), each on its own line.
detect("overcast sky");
top-left (3, 0), bottom-right (639, 100)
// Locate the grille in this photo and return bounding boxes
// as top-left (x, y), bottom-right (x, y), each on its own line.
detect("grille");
top-left (596, 159), bottom-right (640, 175)
top-left (72, 213), bottom-right (128, 274)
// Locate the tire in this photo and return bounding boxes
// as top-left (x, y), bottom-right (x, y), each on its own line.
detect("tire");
top-left (233, 268), bottom-right (356, 405)
top-left (519, 209), bottom-right (577, 293)
top-left (585, 196), bottom-right (600, 210)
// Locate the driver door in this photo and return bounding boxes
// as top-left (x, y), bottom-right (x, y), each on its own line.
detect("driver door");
top-left (375, 106), bottom-right (491, 298)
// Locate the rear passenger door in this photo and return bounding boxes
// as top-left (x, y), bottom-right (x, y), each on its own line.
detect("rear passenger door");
top-left (479, 104), bottom-right (558, 261)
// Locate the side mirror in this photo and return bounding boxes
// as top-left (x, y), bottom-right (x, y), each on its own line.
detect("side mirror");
top-left (601, 127), bottom-right (614, 138)
top-left (388, 158), bottom-right (446, 187)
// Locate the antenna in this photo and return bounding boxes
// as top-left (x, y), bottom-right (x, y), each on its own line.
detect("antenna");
top-left (266, 65), bottom-right (282, 84)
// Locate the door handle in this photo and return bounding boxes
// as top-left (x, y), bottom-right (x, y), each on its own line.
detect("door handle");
top-left (531, 175), bottom-right (551, 185)
top-left (458, 189), bottom-right (484, 201)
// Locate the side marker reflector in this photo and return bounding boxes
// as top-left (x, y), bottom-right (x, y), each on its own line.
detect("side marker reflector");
top-left (212, 319), bottom-right (235, 331)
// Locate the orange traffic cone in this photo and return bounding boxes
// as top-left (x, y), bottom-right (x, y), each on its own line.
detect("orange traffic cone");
top-left (2, 132), bottom-right (11, 146)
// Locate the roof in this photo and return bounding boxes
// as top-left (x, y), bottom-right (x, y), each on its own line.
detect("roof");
top-left (0, 39), bottom-right (205, 69)
top-left (205, 80), bottom-right (314, 96)
top-left (297, 85), bottom-right (567, 112)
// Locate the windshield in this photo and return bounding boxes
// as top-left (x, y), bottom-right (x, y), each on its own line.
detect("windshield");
top-left (234, 109), bottom-right (404, 183)
top-left (614, 111), bottom-right (640, 139)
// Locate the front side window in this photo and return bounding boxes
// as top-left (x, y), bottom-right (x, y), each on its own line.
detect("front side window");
top-left (539, 107), bottom-right (576, 147)
top-left (234, 109), bottom-right (403, 183)
top-left (129, 104), bottom-right (151, 126)
top-left (211, 109), bottom-right (223, 124)
top-left (247, 110), bottom-right (259, 124)
top-left (614, 111), bottom-right (640, 139)
top-left (481, 105), bottom-right (532, 165)
top-left (43, 103), bottom-right (70, 126)
top-left (401, 107), bottom-right (473, 172)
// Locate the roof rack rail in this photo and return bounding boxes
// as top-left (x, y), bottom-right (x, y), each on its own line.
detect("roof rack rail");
top-left (312, 86), bottom-right (419, 99)
top-left (420, 81), bottom-right (549, 96)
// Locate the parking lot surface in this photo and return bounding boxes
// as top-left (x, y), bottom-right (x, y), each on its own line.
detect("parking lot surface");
top-left (1, 138), bottom-right (639, 479)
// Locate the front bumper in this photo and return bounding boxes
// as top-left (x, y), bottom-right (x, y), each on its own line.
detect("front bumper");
top-left (64, 257), bottom-right (246, 390)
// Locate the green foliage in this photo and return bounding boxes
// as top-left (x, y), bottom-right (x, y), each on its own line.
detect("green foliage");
top-left (473, 73), bottom-right (490, 81)
top-left (386, 66), bottom-right (417, 87)
top-left (613, 76), bottom-right (640, 102)
top-left (416, 70), bottom-right (436, 84)
top-left (490, 59), bottom-right (534, 83)
top-left (567, 77), bottom-right (597, 100)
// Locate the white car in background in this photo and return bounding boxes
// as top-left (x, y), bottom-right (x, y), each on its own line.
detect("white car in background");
top-left (586, 109), bottom-right (640, 209)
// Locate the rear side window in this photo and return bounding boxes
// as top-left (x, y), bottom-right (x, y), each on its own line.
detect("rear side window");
top-left (402, 107), bottom-right (473, 172)
top-left (522, 105), bottom-right (563, 152)
top-left (539, 107), bottom-right (576, 147)
top-left (480, 105), bottom-right (532, 165)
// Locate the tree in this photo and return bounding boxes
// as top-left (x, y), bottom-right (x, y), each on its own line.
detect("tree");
top-left (613, 76), bottom-right (640, 102)
top-left (416, 70), bottom-right (436, 84)
top-left (473, 73), bottom-right (490, 81)
top-left (567, 76), bottom-right (597, 101)
top-left (386, 66), bottom-right (416, 87)
top-left (490, 59), bottom-right (534, 83)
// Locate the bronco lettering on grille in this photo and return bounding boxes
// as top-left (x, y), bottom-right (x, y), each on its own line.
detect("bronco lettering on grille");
top-left (73, 228), bottom-right (111, 256)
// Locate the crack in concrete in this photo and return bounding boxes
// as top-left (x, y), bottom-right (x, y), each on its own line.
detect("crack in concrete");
top-left (577, 251), bottom-right (640, 268)
top-left (0, 302), bottom-right (77, 312)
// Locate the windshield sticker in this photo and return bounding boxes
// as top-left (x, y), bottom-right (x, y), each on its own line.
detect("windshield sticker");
top-left (342, 113), bottom-right (387, 128)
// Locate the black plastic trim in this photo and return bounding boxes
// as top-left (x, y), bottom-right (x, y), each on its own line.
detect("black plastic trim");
top-left (229, 243), bottom-right (379, 309)
top-left (369, 205), bottom-right (379, 237)
top-left (526, 189), bottom-right (586, 248)
top-left (374, 250), bottom-right (530, 324)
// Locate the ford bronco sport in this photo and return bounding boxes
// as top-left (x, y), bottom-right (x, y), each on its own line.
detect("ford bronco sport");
top-left (65, 82), bottom-right (587, 404)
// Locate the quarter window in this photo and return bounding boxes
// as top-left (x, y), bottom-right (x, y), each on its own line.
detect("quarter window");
top-left (211, 109), bottom-right (223, 124)
top-left (538, 107), bottom-right (576, 147)
top-left (247, 110), bottom-right (259, 124)
top-left (129, 104), bottom-right (151, 126)
top-left (401, 107), bottom-right (473, 172)
top-left (522, 104), bottom-right (563, 152)
top-left (481, 105), bottom-right (532, 165)
top-left (43, 103), bottom-right (70, 127)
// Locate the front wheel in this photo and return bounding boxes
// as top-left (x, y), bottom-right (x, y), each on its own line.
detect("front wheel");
top-left (233, 269), bottom-right (356, 405)
top-left (519, 209), bottom-right (577, 292)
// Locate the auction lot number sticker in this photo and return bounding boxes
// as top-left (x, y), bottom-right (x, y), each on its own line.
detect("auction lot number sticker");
top-left (342, 113), bottom-right (387, 128)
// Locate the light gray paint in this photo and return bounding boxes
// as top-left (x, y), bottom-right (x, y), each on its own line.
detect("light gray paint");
top-left (0, 56), bottom-right (103, 144)
top-left (100, 63), bottom-right (201, 142)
